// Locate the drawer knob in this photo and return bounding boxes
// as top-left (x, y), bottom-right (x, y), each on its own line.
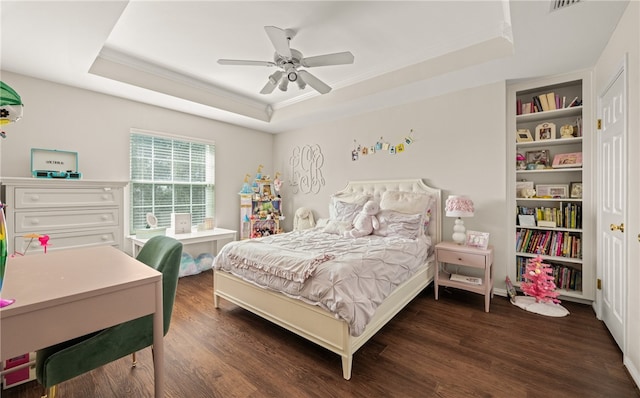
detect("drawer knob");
top-left (30, 195), bottom-right (40, 201)
top-left (101, 215), bottom-right (109, 221)
top-left (31, 218), bottom-right (40, 225)
top-left (101, 194), bottom-right (110, 200)
top-left (101, 235), bottom-right (109, 241)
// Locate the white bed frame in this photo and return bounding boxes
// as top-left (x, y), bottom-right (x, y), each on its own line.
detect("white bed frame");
top-left (213, 179), bottom-right (442, 379)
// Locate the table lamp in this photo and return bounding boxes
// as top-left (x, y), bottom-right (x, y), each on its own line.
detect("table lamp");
top-left (445, 195), bottom-right (474, 244)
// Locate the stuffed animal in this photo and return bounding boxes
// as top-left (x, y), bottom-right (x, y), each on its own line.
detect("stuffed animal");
top-left (294, 207), bottom-right (316, 231)
top-left (344, 200), bottom-right (380, 238)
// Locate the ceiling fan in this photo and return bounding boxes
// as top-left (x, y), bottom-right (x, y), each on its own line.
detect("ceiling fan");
top-left (218, 26), bottom-right (354, 95)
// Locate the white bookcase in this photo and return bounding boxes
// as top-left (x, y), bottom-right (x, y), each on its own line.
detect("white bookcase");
top-left (507, 70), bottom-right (594, 302)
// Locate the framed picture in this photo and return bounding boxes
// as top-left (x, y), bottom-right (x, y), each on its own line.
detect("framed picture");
top-left (516, 129), bottom-right (533, 143)
top-left (466, 230), bottom-right (490, 249)
top-left (535, 122), bottom-right (556, 141)
top-left (552, 152), bottom-right (583, 168)
top-left (536, 184), bottom-right (569, 198)
top-left (570, 182), bottom-right (583, 198)
top-left (518, 215), bottom-right (536, 227)
top-left (525, 150), bottom-right (550, 167)
top-left (516, 180), bottom-right (534, 198)
top-left (261, 184), bottom-right (272, 197)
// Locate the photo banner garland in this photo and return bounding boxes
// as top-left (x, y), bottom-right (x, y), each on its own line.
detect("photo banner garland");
top-left (351, 129), bottom-right (416, 161)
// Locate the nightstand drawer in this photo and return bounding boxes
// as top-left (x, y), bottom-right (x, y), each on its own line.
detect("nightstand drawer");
top-left (437, 249), bottom-right (487, 267)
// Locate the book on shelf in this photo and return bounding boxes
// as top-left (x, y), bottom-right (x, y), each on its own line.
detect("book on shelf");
top-left (567, 96), bottom-right (580, 107)
top-left (515, 257), bottom-right (582, 291)
top-left (538, 94), bottom-right (550, 111)
top-left (515, 228), bottom-right (582, 258)
top-left (545, 92), bottom-right (556, 110)
top-left (517, 203), bottom-right (581, 229)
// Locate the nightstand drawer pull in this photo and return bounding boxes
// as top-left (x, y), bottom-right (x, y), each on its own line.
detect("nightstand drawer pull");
top-left (437, 250), bottom-right (486, 267)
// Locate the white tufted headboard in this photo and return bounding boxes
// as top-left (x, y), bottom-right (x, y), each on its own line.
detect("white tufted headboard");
top-left (334, 179), bottom-right (442, 244)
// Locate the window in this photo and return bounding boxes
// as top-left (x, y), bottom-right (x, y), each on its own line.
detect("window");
top-left (130, 130), bottom-right (215, 233)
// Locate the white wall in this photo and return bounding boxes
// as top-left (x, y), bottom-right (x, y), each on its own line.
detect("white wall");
top-left (594, 0), bottom-right (640, 387)
top-left (0, 71), bottom-right (274, 238)
top-left (274, 82), bottom-right (508, 287)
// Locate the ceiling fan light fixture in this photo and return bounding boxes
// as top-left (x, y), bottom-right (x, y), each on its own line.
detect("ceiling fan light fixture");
top-left (296, 78), bottom-right (306, 90)
top-left (279, 78), bottom-right (289, 92)
top-left (285, 66), bottom-right (298, 82)
top-left (268, 71), bottom-right (283, 85)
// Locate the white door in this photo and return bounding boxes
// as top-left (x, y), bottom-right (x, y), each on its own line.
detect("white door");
top-left (598, 63), bottom-right (627, 350)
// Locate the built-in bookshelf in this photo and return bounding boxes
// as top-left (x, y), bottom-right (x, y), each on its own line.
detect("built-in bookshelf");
top-left (507, 71), bottom-right (594, 302)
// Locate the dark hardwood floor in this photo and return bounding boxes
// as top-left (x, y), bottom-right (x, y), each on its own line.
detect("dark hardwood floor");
top-left (5, 269), bottom-right (638, 398)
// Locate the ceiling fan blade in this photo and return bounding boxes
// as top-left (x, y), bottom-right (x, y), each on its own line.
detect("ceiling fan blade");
top-left (260, 80), bottom-right (277, 94)
top-left (298, 70), bottom-right (331, 94)
top-left (264, 26), bottom-right (292, 59)
top-left (260, 70), bottom-right (283, 94)
top-left (301, 51), bottom-right (354, 68)
top-left (218, 59), bottom-right (276, 67)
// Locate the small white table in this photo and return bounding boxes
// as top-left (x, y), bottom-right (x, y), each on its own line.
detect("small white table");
top-left (0, 246), bottom-right (164, 397)
top-left (129, 228), bottom-right (237, 257)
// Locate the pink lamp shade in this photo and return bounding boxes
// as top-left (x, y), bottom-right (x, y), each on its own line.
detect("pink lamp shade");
top-left (445, 195), bottom-right (474, 244)
top-left (445, 196), bottom-right (474, 218)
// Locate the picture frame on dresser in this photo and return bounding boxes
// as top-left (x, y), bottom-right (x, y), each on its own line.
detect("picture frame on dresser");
top-left (466, 231), bottom-right (490, 249)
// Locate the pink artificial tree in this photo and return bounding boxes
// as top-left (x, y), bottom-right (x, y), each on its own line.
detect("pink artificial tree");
top-left (520, 254), bottom-right (561, 304)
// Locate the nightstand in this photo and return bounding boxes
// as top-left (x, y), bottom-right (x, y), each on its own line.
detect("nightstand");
top-left (434, 241), bottom-right (494, 312)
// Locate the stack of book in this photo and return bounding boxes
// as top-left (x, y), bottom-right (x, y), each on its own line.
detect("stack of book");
top-left (516, 93), bottom-right (581, 115)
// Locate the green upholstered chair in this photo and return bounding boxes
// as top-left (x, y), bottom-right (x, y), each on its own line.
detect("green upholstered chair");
top-left (35, 236), bottom-right (183, 398)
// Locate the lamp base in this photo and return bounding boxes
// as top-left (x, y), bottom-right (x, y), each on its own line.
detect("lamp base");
top-left (452, 218), bottom-right (466, 245)
top-left (0, 298), bottom-right (15, 308)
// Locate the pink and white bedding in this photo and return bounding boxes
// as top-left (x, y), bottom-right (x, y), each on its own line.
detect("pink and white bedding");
top-left (214, 228), bottom-right (432, 336)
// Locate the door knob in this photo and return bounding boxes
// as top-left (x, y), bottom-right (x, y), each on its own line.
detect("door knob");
top-left (610, 223), bottom-right (625, 233)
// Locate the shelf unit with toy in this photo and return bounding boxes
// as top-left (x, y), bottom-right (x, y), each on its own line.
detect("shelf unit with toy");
top-left (507, 71), bottom-right (594, 302)
top-left (239, 169), bottom-right (284, 240)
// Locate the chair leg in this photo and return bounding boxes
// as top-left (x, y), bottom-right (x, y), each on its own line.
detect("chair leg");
top-left (132, 352), bottom-right (137, 368)
top-left (41, 385), bottom-right (57, 398)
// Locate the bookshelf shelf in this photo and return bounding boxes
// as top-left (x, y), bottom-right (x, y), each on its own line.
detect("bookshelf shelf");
top-left (508, 71), bottom-right (594, 302)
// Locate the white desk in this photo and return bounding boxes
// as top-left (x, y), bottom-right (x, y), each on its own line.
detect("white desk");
top-left (0, 246), bottom-right (164, 397)
top-left (130, 228), bottom-right (236, 257)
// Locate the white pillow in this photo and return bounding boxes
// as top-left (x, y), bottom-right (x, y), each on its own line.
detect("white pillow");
top-left (330, 200), bottom-right (362, 223)
top-left (331, 192), bottom-right (371, 205)
top-left (374, 210), bottom-right (423, 239)
top-left (380, 191), bottom-right (433, 214)
top-left (329, 192), bottom-right (372, 221)
top-left (323, 220), bottom-right (353, 235)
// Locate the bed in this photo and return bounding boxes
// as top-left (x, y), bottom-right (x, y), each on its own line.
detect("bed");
top-left (213, 179), bottom-right (442, 379)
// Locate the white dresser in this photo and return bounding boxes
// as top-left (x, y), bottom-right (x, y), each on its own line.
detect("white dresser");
top-left (1, 178), bottom-right (127, 255)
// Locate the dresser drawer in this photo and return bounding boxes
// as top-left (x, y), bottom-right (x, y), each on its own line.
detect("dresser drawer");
top-left (12, 228), bottom-right (121, 255)
top-left (14, 209), bottom-right (119, 233)
top-left (437, 248), bottom-right (488, 267)
top-left (13, 187), bottom-right (121, 209)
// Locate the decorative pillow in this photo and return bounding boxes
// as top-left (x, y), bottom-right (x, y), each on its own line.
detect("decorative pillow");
top-left (331, 192), bottom-right (371, 205)
top-left (380, 191), bottom-right (434, 237)
top-left (329, 193), bottom-right (372, 222)
top-left (374, 210), bottom-right (423, 239)
top-left (323, 220), bottom-right (353, 235)
top-left (380, 191), bottom-right (434, 214)
top-left (330, 200), bottom-right (362, 223)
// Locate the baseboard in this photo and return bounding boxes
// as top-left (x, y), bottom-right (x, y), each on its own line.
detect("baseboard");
top-left (624, 356), bottom-right (640, 389)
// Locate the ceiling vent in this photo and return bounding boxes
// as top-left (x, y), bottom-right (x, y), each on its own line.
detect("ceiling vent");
top-left (550, 0), bottom-right (581, 12)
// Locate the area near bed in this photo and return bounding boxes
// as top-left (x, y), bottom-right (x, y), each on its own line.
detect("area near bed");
top-left (213, 179), bottom-right (442, 379)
